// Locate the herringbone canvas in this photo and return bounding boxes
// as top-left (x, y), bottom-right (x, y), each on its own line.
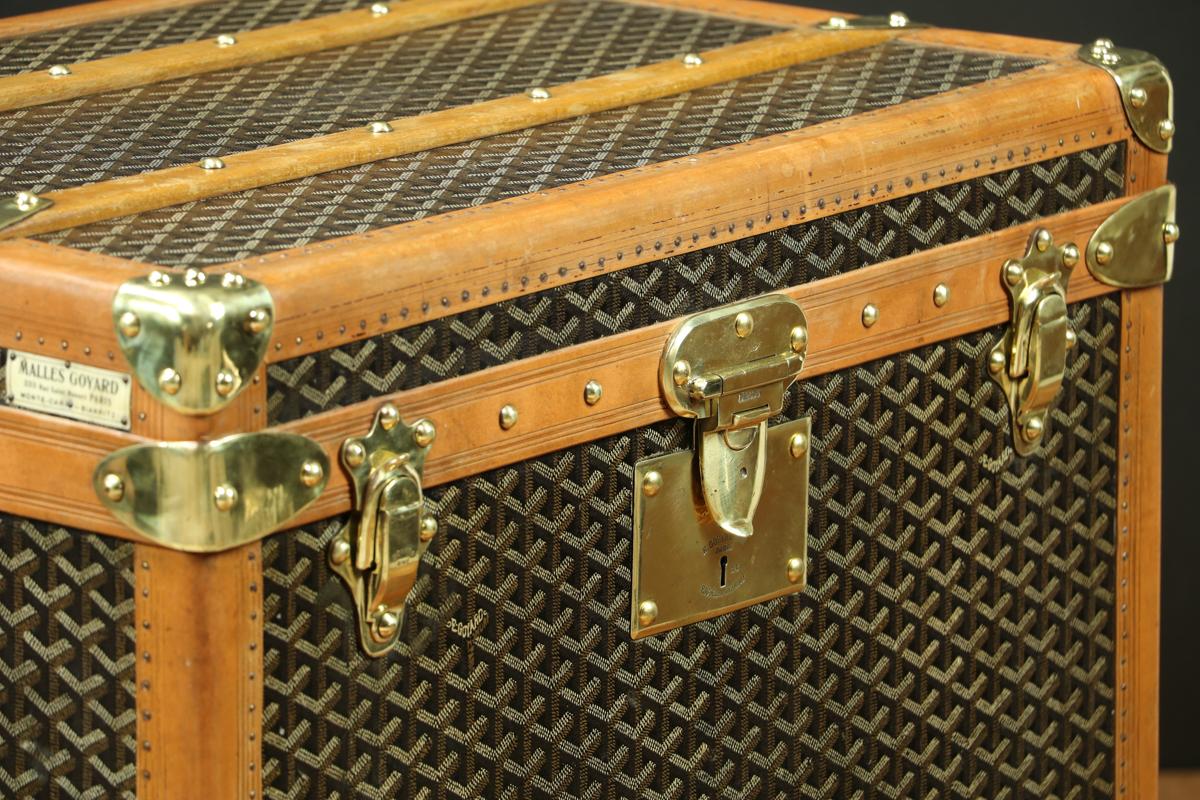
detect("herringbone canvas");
top-left (261, 295), bottom-right (1119, 799)
top-left (0, 517), bottom-right (138, 799)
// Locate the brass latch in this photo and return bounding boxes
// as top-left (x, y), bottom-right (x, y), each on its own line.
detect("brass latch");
top-left (327, 404), bottom-right (437, 657)
top-left (632, 295), bottom-right (811, 638)
top-left (989, 229), bottom-right (1078, 456)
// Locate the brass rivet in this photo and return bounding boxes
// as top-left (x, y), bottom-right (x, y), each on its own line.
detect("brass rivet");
top-left (1093, 37), bottom-right (1115, 50)
top-left (158, 367), bottom-right (182, 395)
top-left (672, 359), bottom-right (691, 387)
top-left (528, 87), bottom-right (551, 101)
top-left (1034, 229), bottom-right (1052, 252)
top-left (932, 283), bottom-right (950, 308)
top-left (375, 609), bottom-right (399, 639)
top-left (861, 303), bottom-right (879, 328)
top-left (583, 380), bottom-right (603, 406)
top-left (199, 156), bottom-right (226, 170)
top-left (1163, 222), bottom-right (1181, 244)
top-left (1065, 328), bottom-right (1078, 350)
top-left (102, 473), bottom-right (125, 502)
top-left (734, 311), bottom-right (754, 338)
top-left (370, 1), bottom-right (390, 14)
top-left (826, 15), bottom-right (848, 28)
top-left (888, 11), bottom-right (909, 27)
top-left (183, 268), bottom-right (206, 287)
top-left (213, 371), bottom-right (236, 399)
top-left (790, 326), bottom-right (808, 353)
top-left (682, 53), bottom-right (704, 67)
top-left (368, 120), bottom-right (393, 134)
top-left (420, 516), bottom-right (438, 542)
top-left (1062, 244), bottom-right (1080, 268)
top-left (48, 64), bottom-right (71, 77)
top-left (499, 404), bottom-right (518, 430)
top-left (637, 600), bottom-right (658, 626)
top-left (786, 557), bottom-right (805, 584)
top-left (413, 419), bottom-right (436, 447)
top-left (215, 33), bottom-right (237, 47)
top-left (14, 191), bottom-right (40, 211)
top-left (1159, 118), bottom-right (1175, 141)
top-left (642, 470), bottom-right (663, 497)
top-left (1129, 86), bottom-right (1148, 109)
top-left (118, 311), bottom-right (141, 338)
top-left (213, 484), bottom-right (238, 512)
top-left (1095, 241), bottom-right (1115, 265)
top-left (1003, 261), bottom-right (1025, 286)
top-left (988, 350), bottom-right (1006, 374)
top-left (299, 460), bottom-right (324, 488)
top-left (148, 270), bottom-right (172, 287)
top-left (221, 272), bottom-right (246, 289)
top-left (1022, 417), bottom-right (1045, 443)
top-left (789, 433), bottom-right (808, 459)
top-left (378, 403), bottom-right (399, 430)
top-left (343, 440), bottom-right (366, 468)
top-left (244, 307), bottom-right (270, 334)
top-left (329, 538), bottom-right (351, 566)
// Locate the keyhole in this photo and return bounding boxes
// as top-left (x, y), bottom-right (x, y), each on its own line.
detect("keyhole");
top-left (720, 555), bottom-right (728, 587)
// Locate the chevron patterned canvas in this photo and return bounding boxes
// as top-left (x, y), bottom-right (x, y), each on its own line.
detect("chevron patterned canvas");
top-left (261, 295), bottom-right (1119, 799)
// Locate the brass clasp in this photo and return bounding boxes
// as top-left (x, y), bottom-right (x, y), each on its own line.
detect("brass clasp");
top-left (328, 404), bottom-right (437, 657)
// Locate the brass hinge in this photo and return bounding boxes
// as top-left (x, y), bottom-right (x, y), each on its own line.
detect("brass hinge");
top-left (632, 294), bottom-right (811, 638)
top-left (1079, 39), bottom-right (1174, 154)
top-left (1087, 184), bottom-right (1178, 287)
top-left (816, 11), bottom-right (927, 29)
top-left (112, 269), bottom-right (274, 415)
top-left (94, 432), bottom-right (329, 551)
top-left (326, 404), bottom-right (437, 657)
top-left (989, 228), bottom-right (1078, 456)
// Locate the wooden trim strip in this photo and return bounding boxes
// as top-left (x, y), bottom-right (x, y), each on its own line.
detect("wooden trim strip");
top-left (281, 199), bottom-right (1129, 523)
top-left (0, 0), bottom-right (209, 40)
top-left (1115, 286), bottom-right (1162, 800)
top-left (0, 0), bottom-right (548, 114)
top-left (0, 26), bottom-right (895, 240)
top-left (899, 27), bottom-right (1078, 60)
top-left (621, 0), bottom-right (838, 27)
top-left (246, 59), bottom-right (1127, 364)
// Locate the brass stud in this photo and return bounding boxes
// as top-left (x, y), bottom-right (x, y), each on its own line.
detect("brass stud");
top-left (637, 599), bottom-right (659, 626)
top-left (118, 311), bottom-right (141, 338)
top-left (1095, 241), bottom-right (1115, 265)
top-left (148, 270), bottom-right (172, 287)
top-left (368, 120), bottom-right (393, 134)
top-left (221, 272), bottom-right (246, 289)
top-left (1163, 222), bottom-right (1181, 245)
top-left (213, 484), bottom-right (239, 512)
top-left (244, 307), bottom-right (271, 334)
top-left (374, 609), bottom-right (399, 639)
top-left (102, 473), bottom-right (125, 502)
top-left (14, 191), bottom-right (40, 211)
top-left (826, 15), bottom-right (848, 28)
top-left (786, 557), bottom-right (805, 584)
top-left (682, 53), bottom-right (704, 67)
top-left (343, 440), bottom-right (367, 468)
top-left (1093, 37), bottom-right (1115, 50)
top-left (378, 403), bottom-right (399, 430)
top-left (1065, 329), bottom-right (1078, 350)
top-left (932, 283), bottom-right (950, 308)
top-left (414, 419), bottom-right (437, 447)
top-left (642, 470), bottom-right (663, 497)
top-left (734, 311), bottom-right (754, 338)
top-left (499, 404), bottom-right (518, 430)
top-left (528, 87), bottom-right (551, 101)
top-left (888, 11), bottom-right (909, 27)
top-left (419, 516), bottom-right (438, 542)
top-left (672, 359), bottom-right (691, 387)
top-left (370, 1), bottom-right (390, 14)
top-left (1022, 417), bottom-right (1045, 443)
top-left (583, 380), bottom-right (603, 406)
top-left (199, 156), bottom-right (226, 170)
top-left (215, 33), bottom-right (237, 47)
top-left (329, 538), bottom-right (351, 566)
top-left (1062, 243), bottom-right (1080, 268)
top-left (988, 350), bottom-right (1006, 374)
top-left (299, 460), bottom-right (324, 488)
top-left (790, 326), bottom-right (808, 353)
top-left (183, 268), bottom-right (206, 287)
top-left (1129, 86), bottom-right (1148, 109)
top-left (1034, 229), bottom-right (1052, 252)
top-left (215, 369), bottom-right (237, 397)
top-left (48, 64), bottom-right (71, 77)
top-left (789, 433), bottom-right (808, 459)
top-left (861, 303), bottom-right (879, 328)
top-left (1003, 261), bottom-right (1025, 286)
top-left (1159, 118), bottom-right (1175, 141)
top-left (158, 367), bottom-right (182, 395)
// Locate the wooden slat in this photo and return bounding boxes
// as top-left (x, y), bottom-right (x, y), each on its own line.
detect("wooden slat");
top-left (622, 0), bottom-right (838, 26)
top-left (246, 59), bottom-right (1127, 363)
top-left (0, 0), bottom-right (547, 113)
top-left (900, 27), bottom-right (1078, 59)
top-left (1116, 286), bottom-right (1163, 800)
top-left (0, 26), bottom-right (897, 240)
top-left (0, 0), bottom-right (208, 40)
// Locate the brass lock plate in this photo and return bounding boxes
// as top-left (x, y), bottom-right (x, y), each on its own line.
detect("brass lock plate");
top-left (631, 417), bottom-right (810, 639)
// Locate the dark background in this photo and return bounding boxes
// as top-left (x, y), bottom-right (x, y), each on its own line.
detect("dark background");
top-left (5, 0), bottom-right (1197, 768)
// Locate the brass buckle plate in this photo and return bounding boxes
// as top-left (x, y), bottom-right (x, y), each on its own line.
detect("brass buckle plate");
top-left (632, 417), bottom-right (810, 639)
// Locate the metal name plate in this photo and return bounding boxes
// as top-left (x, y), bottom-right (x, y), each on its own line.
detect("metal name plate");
top-left (5, 350), bottom-right (132, 430)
